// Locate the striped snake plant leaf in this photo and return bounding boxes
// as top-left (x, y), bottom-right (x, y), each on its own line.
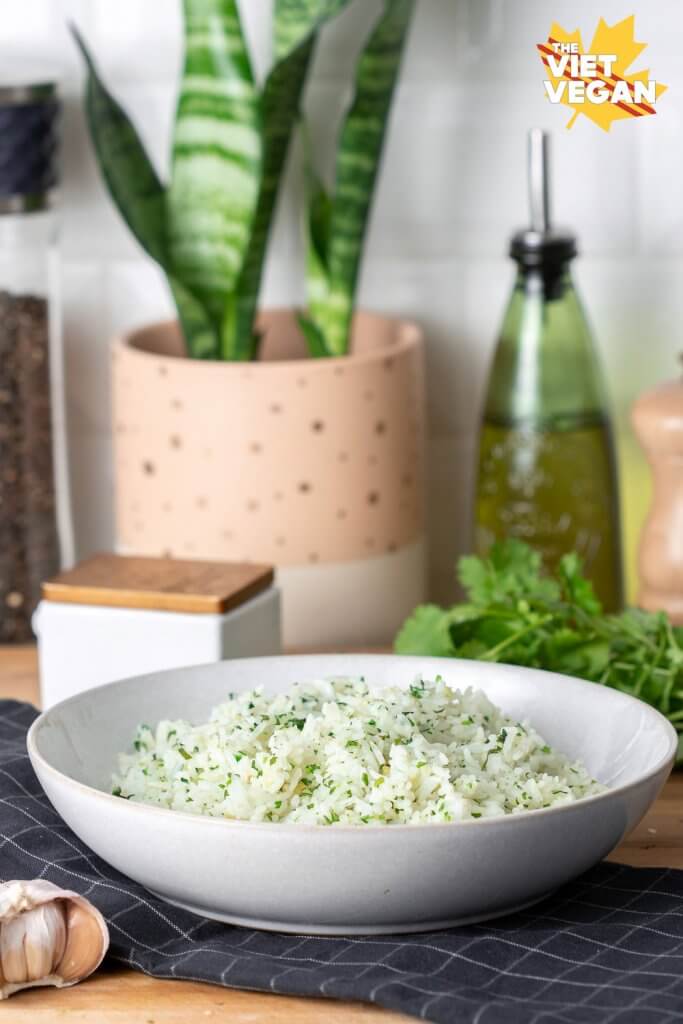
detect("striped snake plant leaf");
top-left (169, 280), bottom-right (221, 359)
top-left (166, 0), bottom-right (263, 360)
top-left (71, 26), bottom-right (167, 266)
top-left (71, 26), bottom-right (216, 359)
top-left (299, 156), bottom-right (336, 357)
top-left (296, 310), bottom-right (330, 358)
top-left (304, 0), bottom-right (415, 357)
top-left (225, 30), bottom-right (319, 361)
top-left (274, 0), bottom-right (350, 60)
top-left (225, 0), bottom-right (354, 361)
top-left (301, 120), bottom-right (333, 273)
top-left (300, 198), bottom-right (346, 358)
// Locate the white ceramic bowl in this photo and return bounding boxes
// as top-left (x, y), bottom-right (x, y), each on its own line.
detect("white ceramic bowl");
top-left (28, 655), bottom-right (676, 935)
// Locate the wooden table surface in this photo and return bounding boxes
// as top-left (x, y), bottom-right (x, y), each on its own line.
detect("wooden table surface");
top-left (1, 646), bottom-right (681, 1023)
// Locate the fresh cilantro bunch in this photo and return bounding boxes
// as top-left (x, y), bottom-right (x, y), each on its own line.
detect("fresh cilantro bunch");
top-left (395, 540), bottom-right (683, 758)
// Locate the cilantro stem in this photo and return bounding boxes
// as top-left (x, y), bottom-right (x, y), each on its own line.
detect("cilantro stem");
top-left (481, 615), bottom-right (553, 662)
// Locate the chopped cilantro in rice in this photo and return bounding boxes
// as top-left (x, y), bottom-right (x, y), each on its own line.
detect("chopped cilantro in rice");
top-left (112, 676), bottom-right (604, 825)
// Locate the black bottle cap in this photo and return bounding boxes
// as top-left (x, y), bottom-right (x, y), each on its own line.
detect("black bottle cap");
top-left (510, 227), bottom-right (577, 267)
top-left (0, 79), bottom-right (59, 213)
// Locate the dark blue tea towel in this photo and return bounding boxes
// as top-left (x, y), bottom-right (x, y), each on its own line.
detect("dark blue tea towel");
top-left (1, 699), bottom-right (681, 1024)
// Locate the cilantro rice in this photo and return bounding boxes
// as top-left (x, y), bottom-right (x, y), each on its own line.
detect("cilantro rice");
top-left (112, 675), bottom-right (605, 825)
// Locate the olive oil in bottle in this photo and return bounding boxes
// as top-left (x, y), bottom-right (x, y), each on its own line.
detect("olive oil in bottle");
top-left (474, 130), bottom-right (624, 610)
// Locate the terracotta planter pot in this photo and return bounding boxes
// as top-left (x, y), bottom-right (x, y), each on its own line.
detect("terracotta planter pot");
top-left (112, 310), bottom-right (426, 646)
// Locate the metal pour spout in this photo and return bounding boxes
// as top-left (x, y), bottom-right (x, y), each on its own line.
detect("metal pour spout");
top-left (528, 128), bottom-right (551, 234)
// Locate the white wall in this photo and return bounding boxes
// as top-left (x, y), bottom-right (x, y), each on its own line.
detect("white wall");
top-left (4, 0), bottom-right (682, 602)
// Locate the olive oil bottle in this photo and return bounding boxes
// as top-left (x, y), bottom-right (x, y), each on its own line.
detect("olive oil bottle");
top-left (474, 130), bottom-right (624, 610)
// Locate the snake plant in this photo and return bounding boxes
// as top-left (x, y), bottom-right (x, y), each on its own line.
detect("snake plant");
top-left (74, 0), bottom-right (414, 361)
top-left (299, 0), bottom-right (415, 358)
top-left (73, 0), bottom-right (346, 360)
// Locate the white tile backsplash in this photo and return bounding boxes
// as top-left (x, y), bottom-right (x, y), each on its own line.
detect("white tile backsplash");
top-left (67, 434), bottom-right (115, 560)
top-left (89, 0), bottom-right (182, 83)
top-left (636, 108), bottom-right (683, 255)
top-left (61, 262), bottom-right (108, 436)
top-left (1, 0), bottom-right (680, 600)
top-left (427, 434), bottom-right (478, 605)
top-left (104, 260), bottom-right (175, 339)
top-left (359, 258), bottom-right (482, 437)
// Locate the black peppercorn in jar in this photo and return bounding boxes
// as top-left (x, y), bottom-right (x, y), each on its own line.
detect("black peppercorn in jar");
top-left (0, 76), bottom-right (63, 641)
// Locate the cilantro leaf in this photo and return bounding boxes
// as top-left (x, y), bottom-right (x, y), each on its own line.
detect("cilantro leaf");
top-left (394, 605), bottom-right (455, 657)
top-left (559, 552), bottom-right (602, 615)
top-left (459, 539), bottom-right (560, 607)
top-left (395, 539), bottom-right (683, 763)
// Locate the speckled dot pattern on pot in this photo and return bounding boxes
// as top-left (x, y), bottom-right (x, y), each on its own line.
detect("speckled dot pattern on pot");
top-left (112, 311), bottom-right (425, 568)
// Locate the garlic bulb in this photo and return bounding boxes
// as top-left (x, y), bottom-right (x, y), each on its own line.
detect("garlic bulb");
top-left (0, 880), bottom-right (109, 999)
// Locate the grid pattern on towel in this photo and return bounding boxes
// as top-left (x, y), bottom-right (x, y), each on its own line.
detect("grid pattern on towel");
top-left (1, 698), bottom-right (681, 1024)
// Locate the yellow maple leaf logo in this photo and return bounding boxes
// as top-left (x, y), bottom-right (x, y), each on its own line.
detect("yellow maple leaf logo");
top-left (537, 15), bottom-right (667, 131)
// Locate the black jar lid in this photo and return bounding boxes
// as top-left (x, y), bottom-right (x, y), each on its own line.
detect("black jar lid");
top-left (0, 73), bottom-right (59, 214)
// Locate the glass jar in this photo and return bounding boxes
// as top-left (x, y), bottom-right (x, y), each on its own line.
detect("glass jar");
top-left (0, 80), bottom-right (62, 641)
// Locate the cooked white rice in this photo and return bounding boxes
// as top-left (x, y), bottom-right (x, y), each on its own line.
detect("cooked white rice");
top-left (112, 675), bottom-right (605, 825)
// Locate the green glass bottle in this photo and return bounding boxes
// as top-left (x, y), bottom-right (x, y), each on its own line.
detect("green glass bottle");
top-left (474, 130), bottom-right (624, 611)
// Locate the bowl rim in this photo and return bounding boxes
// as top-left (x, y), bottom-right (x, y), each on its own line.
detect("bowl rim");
top-left (27, 654), bottom-right (678, 835)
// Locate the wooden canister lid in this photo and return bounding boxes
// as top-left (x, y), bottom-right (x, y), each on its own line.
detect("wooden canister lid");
top-left (42, 554), bottom-right (274, 615)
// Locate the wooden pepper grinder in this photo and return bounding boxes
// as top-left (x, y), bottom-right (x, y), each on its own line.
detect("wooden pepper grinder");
top-left (632, 359), bottom-right (683, 622)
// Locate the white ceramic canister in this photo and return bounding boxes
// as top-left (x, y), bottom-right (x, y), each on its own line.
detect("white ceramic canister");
top-left (34, 554), bottom-right (281, 707)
